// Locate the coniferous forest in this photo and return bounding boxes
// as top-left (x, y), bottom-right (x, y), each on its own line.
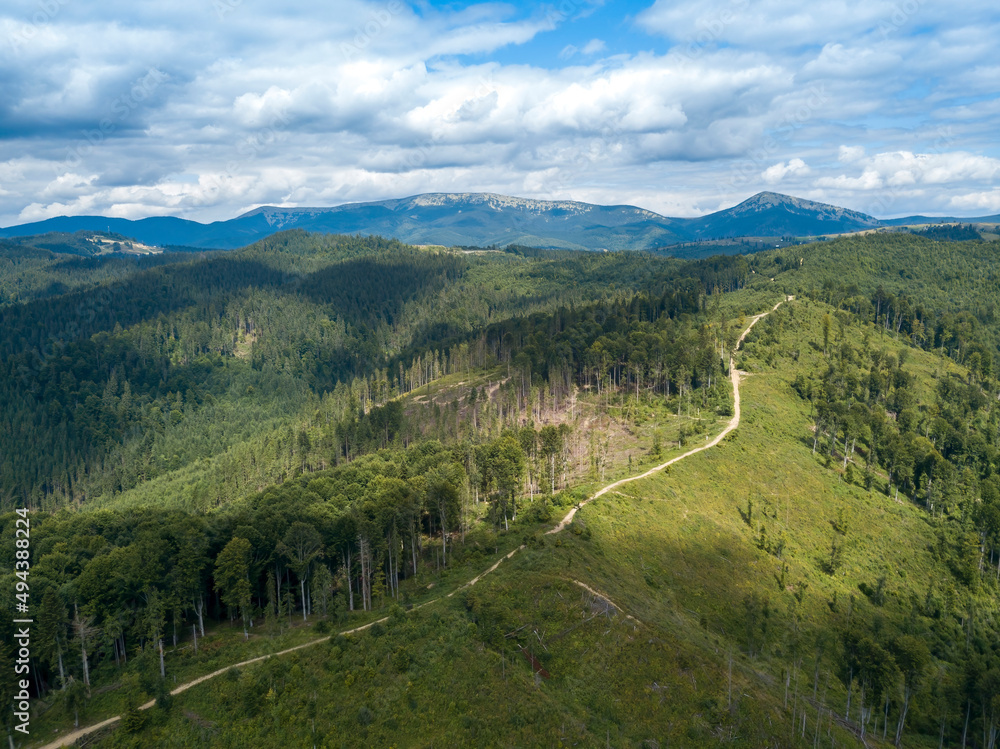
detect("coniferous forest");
top-left (3, 229), bottom-right (1000, 748)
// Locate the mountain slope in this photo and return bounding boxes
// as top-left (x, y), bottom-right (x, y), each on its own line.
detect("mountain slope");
top-left (0, 194), bottom-right (691, 251)
top-left (28, 291), bottom-right (999, 749)
top-left (0, 214), bottom-right (230, 247)
top-left (686, 191), bottom-right (881, 238)
top-left (4, 191), bottom-right (991, 252)
top-left (880, 213), bottom-right (1000, 226)
top-left (239, 193), bottom-right (693, 251)
top-left (9, 233), bottom-right (1000, 748)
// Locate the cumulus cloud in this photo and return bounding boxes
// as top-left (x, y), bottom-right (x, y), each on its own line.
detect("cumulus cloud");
top-left (761, 158), bottom-right (810, 184)
top-left (0, 0), bottom-right (998, 225)
top-left (636, 0), bottom-right (999, 51)
top-left (949, 190), bottom-right (1000, 214)
top-left (821, 151), bottom-right (1000, 190)
top-left (800, 43), bottom-right (900, 80)
top-left (839, 145), bottom-right (866, 163)
top-left (809, 149), bottom-right (1000, 218)
top-left (815, 169), bottom-right (883, 191)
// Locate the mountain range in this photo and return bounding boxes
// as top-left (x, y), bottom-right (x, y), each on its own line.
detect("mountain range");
top-left (1, 191), bottom-right (996, 252)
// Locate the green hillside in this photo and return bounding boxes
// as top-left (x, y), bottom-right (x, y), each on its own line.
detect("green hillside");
top-left (3, 232), bottom-right (1000, 748)
top-left (80, 299), bottom-right (1000, 748)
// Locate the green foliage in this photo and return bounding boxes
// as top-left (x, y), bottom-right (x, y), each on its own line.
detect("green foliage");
top-left (12, 231), bottom-right (1000, 748)
top-left (1, 232), bottom-right (746, 512)
top-left (912, 223), bottom-right (983, 241)
top-left (215, 537), bottom-right (252, 633)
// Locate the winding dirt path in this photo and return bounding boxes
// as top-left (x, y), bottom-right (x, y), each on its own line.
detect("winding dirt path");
top-left (35, 296), bottom-right (789, 749)
top-left (547, 296), bottom-right (789, 534)
top-left (35, 618), bottom-right (390, 749)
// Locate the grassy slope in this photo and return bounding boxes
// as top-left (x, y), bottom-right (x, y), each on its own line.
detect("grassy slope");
top-left (41, 295), bottom-right (993, 749)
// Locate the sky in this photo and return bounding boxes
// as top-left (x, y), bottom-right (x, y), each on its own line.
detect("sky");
top-left (0, 0), bottom-right (998, 227)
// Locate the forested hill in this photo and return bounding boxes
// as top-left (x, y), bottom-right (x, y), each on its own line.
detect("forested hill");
top-left (0, 230), bottom-right (751, 510)
top-left (751, 232), bottom-right (1000, 358)
top-left (4, 229), bottom-right (1000, 748)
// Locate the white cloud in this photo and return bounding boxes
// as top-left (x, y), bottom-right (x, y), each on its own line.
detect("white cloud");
top-left (453, 90), bottom-right (499, 123)
top-left (839, 145), bottom-right (865, 163)
top-left (637, 0), bottom-right (888, 49)
top-left (810, 150), bottom-right (1000, 217)
top-left (636, 0), bottom-right (1000, 50)
top-left (800, 43), bottom-right (900, 80)
top-left (834, 151), bottom-right (1000, 188)
top-left (815, 170), bottom-right (883, 191)
top-left (232, 86), bottom-right (297, 128)
top-left (39, 172), bottom-right (97, 200)
top-left (949, 190), bottom-right (1000, 214)
top-left (0, 0), bottom-right (998, 226)
top-left (558, 44), bottom-right (578, 60)
top-left (761, 158), bottom-right (809, 184)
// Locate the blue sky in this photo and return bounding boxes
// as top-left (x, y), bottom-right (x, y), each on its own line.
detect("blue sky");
top-left (0, 0), bottom-right (998, 226)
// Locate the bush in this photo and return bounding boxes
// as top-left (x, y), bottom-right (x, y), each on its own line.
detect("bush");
top-left (155, 679), bottom-right (173, 712)
top-left (389, 603), bottom-right (407, 625)
top-left (120, 706), bottom-right (147, 734)
top-left (393, 647), bottom-right (411, 673)
top-left (521, 497), bottom-right (552, 523)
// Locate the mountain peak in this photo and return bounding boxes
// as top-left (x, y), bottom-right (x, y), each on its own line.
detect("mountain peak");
top-left (726, 191), bottom-right (878, 224)
top-left (746, 191), bottom-right (795, 203)
top-left (686, 192), bottom-right (880, 239)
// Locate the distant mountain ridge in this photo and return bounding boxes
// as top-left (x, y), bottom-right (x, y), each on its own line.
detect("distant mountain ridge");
top-left (687, 191), bottom-right (881, 239)
top-left (2, 191), bottom-right (990, 253)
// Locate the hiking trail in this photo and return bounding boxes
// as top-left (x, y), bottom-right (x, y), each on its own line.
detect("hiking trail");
top-left (35, 296), bottom-right (790, 749)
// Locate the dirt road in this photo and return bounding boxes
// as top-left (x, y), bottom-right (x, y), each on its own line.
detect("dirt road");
top-left (547, 297), bottom-right (788, 533)
top-left (35, 297), bottom-right (790, 749)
